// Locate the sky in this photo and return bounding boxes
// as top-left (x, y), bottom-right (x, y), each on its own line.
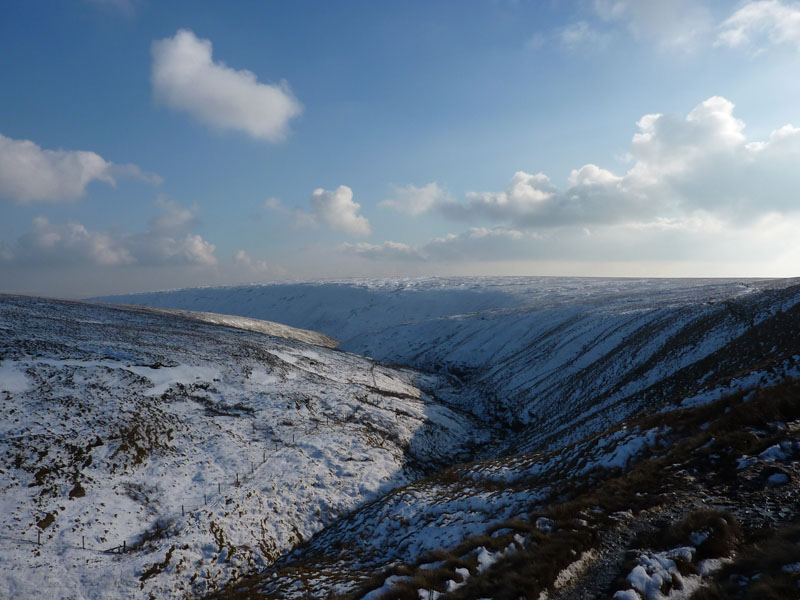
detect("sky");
top-left (1, 0), bottom-right (800, 297)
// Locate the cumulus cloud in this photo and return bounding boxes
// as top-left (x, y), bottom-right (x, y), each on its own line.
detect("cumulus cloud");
top-left (127, 200), bottom-right (217, 267)
top-left (151, 29), bottom-right (302, 141)
top-left (389, 96), bottom-right (800, 231)
top-left (176, 234), bottom-right (217, 266)
top-left (8, 217), bottom-right (135, 267)
top-left (0, 133), bottom-right (160, 204)
top-left (346, 97), bottom-right (800, 275)
top-left (337, 214), bottom-right (800, 277)
top-left (624, 96), bottom-right (800, 218)
top-left (717, 1), bottom-right (800, 50)
top-left (0, 201), bottom-right (217, 268)
top-left (593, 0), bottom-right (713, 49)
top-left (233, 249), bottom-right (269, 273)
top-left (452, 171), bottom-right (559, 222)
top-left (296, 186), bottom-right (371, 237)
top-left (379, 183), bottom-right (452, 216)
top-left (124, 231), bottom-right (217, 267)
top-left (425, 169), bottom-right (635, 228)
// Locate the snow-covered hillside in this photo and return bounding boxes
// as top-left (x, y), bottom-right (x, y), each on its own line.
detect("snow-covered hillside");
top-left (0, 295), bottom-right (485, 599)
top-left (99, 277), bottom-right (800, 449)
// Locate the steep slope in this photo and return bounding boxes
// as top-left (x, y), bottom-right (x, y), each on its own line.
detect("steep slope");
top-left (0, 295), bottom-right (486, 600)
top-left (210, 326), bottom-right (800, 600)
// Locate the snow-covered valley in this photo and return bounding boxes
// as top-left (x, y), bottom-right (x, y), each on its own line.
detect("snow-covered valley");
top-left (3, 276), bottom-right (800, 599)
top-left (101, 277), bottom-right (800, 450)
top-left (0, 295), bottom-right (485, 599)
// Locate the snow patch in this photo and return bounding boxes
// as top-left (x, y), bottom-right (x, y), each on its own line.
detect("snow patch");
top-left (0, 360), bottom-right (30, 393)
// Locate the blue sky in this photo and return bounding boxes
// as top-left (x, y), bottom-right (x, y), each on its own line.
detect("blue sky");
top-left (1, 0), bottom-right (800, 296)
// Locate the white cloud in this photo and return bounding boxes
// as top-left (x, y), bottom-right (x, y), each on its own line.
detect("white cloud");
top-left (342, 228), bottom-right (527, 263)
top-left (379, 183), bottom-right (452, 216)
top-left (10, 217), bottom-right (135, 267)
top-left (593, 0), bottom-right (712, 49)
top-left (524, 32), bottom-right (547, 51)
top-left (624, 96), bottom-right (800, 218)
top-left (423, 228), bottom-right (527, 261)
top-left (0, 133), bottom-right (160, 204)
top-left (264, 197), bottom-right (283, 211)
top-left (1, 201), bottom-right (218, 268)
top-left (125, 198), bottom-right (217, 267)
top-left (717, 1), bottom-right (800, 50)
top-left (151, 29), bottom-right (302, 141)
top-left (177, 234), bottom-right (217, 267)
top-left (399, 96), bottom-right (800, 230)
top-left (301, 186), bottom-right (371, 237)
top-left (149, 197), bottom-right (196, 233)
top-left (454, 171), bottom-right (557, 221)
top-left (233, 249), bottom-right (269, 272)
top-left (336, 212), bottom-right (800, 276)
top-left (567, 164), bottom-right (622, 187)
top-left (340, 241), bottom-right (424, 262)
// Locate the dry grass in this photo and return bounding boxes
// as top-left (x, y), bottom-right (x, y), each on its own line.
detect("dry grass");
top-left (689, 523), bottom-right (800, 600)
top-left (633, 510), bottom-right (740, 560)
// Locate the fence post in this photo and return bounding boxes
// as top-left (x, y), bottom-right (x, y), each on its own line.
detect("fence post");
top-left (236, 473), bottom-right (239, 487)
top-left (182, 505), bottom-right (184, 517)
top-left (37, 530), bottom-right (40, 546)
top-left (204, 493), bottom-right (207, 505)
top-left (218, 482), bottom-right (221, 494)
top-left (123, 540), bottom-right (126, 553)
top-left (82, 535), bottom-right (85, 549)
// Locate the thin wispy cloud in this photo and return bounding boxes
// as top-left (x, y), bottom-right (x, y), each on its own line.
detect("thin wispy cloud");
top-left (559, 21), bottom-right (612, 51)
top-left (341, 240), bottom-right (424, 262)
top-left (379, 183), bottom-right (452, 216)
top-left (593, 0), bottom-right (713, 50)
top-left (342, 228), bottom-right (527, 263)
top-left (717, 0), bottom-right (800, 51)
